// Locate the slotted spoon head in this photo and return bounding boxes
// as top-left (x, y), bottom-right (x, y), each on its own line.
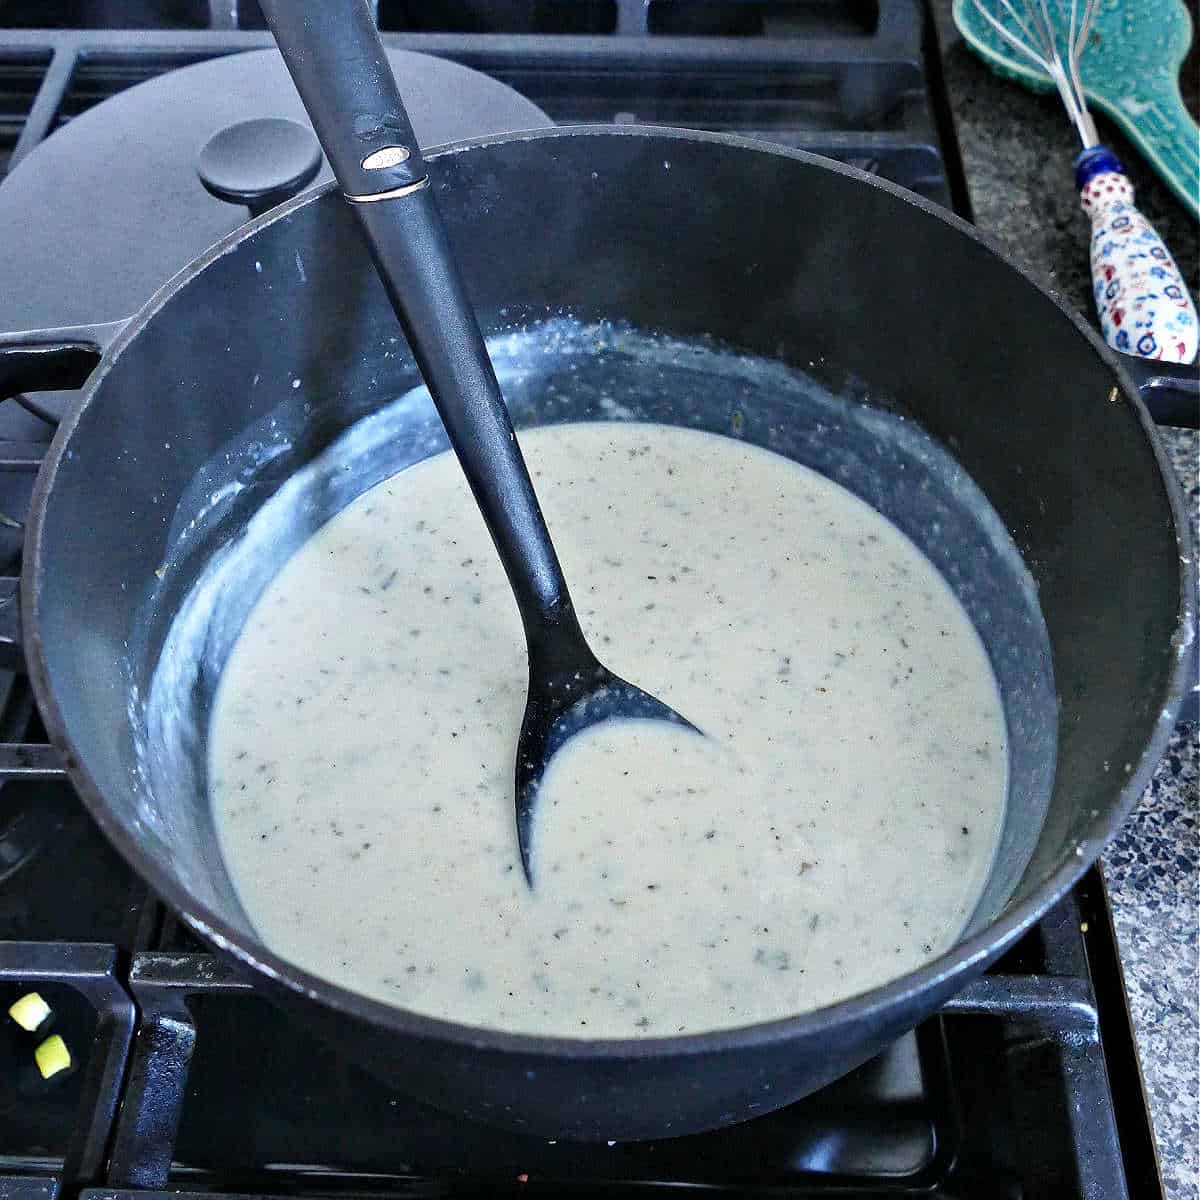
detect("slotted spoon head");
top-left (953, 0), bottom-right (1199, 219)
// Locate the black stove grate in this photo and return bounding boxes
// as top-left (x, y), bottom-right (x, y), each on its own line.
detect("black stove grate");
top-left (0, 8), bottom-right (1160, 1199)
top-left (0, 6), bottom-right (963, 207)
top-left (0, 1), bottom-right (903, 37)
top-left (0, 870), bottom-right (1158, 1198)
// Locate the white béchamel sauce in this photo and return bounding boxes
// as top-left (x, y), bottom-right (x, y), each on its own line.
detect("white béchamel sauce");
top-left (211, 422), bottom-right (1007, 1037)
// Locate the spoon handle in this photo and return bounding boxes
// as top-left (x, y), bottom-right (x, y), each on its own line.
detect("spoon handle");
top-left (259, 0), bottom-right (574, 631)
top-left (1076, 146), bottom-right (1198, 367)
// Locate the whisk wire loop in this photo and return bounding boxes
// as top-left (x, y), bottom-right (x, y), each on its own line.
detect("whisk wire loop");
top-left (970, 0), bottom-right (1100, 147)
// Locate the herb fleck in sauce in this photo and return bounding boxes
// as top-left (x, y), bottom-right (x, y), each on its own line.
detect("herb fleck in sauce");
top-left (211, 423), bottom-right (1007, 1038)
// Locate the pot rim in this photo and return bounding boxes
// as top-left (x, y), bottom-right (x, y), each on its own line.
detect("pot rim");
top-left (23, 123), bottom-right (1194, 1061)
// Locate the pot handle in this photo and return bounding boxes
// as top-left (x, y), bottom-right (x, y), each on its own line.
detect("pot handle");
top-left (0, 320), bottom-right (129, 676)
top-left (0, 320), bottom-right (130, 408)
top-left (1120, 353), bottom-right (1200, 429)
top-left (1118, 352), bottom-right (1200, 721)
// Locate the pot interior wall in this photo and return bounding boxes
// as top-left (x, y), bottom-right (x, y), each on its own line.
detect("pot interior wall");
top-left (33, 130), bottom-right (1181, 968)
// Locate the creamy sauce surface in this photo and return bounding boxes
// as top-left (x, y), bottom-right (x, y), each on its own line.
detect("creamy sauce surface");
top-left (211, 422), bottom-right (1007, 1037)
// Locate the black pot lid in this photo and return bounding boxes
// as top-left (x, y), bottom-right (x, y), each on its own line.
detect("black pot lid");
top-left (0, 49), bottom-right (551, 335)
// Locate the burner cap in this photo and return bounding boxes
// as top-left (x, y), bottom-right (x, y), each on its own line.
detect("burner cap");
top-left (0, 49), bottom-right (551, 337)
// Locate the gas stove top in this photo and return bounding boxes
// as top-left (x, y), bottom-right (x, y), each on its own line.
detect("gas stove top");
top-left (0, 4), bottom-right (1166, 1197)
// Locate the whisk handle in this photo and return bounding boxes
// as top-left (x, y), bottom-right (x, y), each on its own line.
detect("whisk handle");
top-left (1078, 146), bottom-right (1198, 367)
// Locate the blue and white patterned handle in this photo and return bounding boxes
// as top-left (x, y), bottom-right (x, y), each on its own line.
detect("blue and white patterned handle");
top-left (1077, 146), bottom-right (1198, 365)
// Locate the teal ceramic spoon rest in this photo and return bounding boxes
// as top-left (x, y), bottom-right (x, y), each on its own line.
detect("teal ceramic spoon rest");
top-left (955, 0), bottom-right (1199, 221)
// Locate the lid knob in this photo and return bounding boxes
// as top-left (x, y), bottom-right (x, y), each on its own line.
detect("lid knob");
top-left (197, 117), bottom-right (322, 215)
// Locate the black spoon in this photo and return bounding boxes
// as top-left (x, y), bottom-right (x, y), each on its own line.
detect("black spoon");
top-left (259, 0), bottom-right (697, 886)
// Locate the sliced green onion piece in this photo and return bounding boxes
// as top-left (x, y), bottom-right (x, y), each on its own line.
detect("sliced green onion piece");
top-left (8, 991), bottom-right (51, 1032)
top-left (34, 1034), bottom-right (71, 1079)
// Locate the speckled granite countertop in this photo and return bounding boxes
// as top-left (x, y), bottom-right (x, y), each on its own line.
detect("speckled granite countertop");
top-left (930, 4), bottom-right (1198, 1195)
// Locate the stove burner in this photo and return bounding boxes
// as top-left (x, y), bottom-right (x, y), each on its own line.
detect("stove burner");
top-left (0, 793), bottom-right (66, 885)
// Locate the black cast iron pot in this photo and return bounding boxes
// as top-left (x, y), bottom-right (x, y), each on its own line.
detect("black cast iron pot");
top-left (0, 127), bottom-right (1192, 1140)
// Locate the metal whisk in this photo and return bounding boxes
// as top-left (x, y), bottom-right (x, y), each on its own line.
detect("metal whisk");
top-left (970, 0), bottom-right (1101, 148)
top-left (968, 0), bottom-right (1197, 366)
